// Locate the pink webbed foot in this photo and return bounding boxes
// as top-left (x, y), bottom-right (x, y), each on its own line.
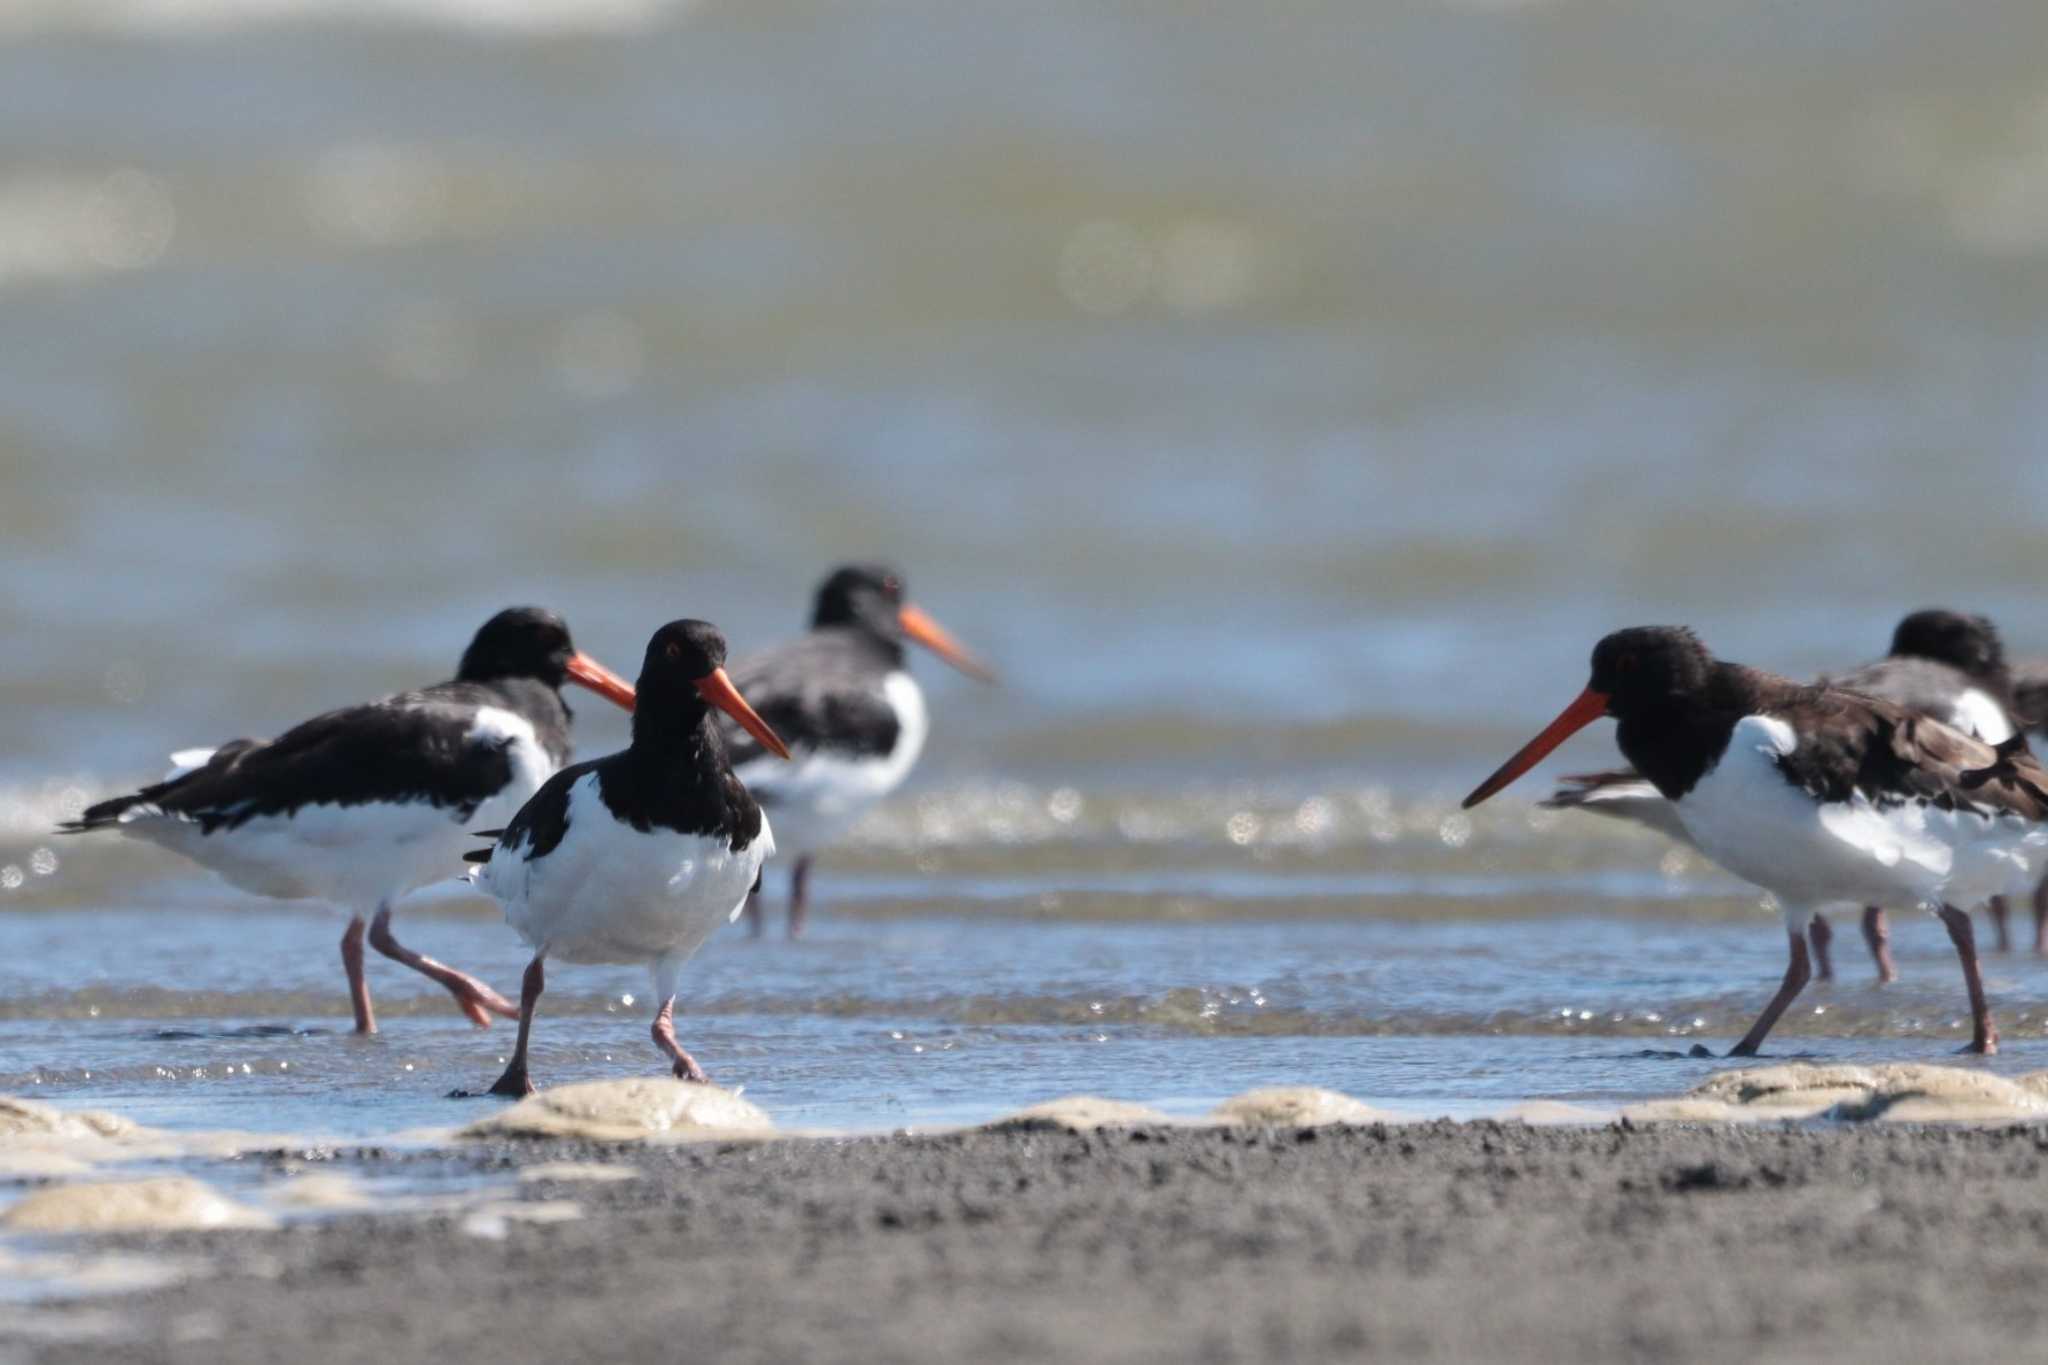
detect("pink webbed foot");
top-left (443, 973), bottom-right (519, 1029)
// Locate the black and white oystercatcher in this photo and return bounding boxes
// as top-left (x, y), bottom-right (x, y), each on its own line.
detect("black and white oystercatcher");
top-left (722, 565), bottom-right (996, 938)
top-left (1465, 627), bottom-right (2048, 1056)
top-left (59, 607), bottom-right (635, 1034)
top-left (1546, 609), bottom-right (2026, 981)
top-left (464, 620), bottom-right (792, 1097)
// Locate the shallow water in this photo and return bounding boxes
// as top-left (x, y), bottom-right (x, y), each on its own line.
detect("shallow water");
top-left (6, 0), bottom-right (2048, 1136)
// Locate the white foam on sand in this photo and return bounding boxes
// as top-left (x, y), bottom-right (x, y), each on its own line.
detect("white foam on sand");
top-left (458, 1078), bottom-right (776, 1143)
top-left (1211, 1087), bottom-right (1413, 1127)
top-left (3, 1177), bottom-right (275, 1233)
top-left (1625, 1063), bottom-right (2048, 1124)
top-left (518, 1162), bottom-right (643, 1184)
top-left (983, 1097), bottom-right (1177, 1132)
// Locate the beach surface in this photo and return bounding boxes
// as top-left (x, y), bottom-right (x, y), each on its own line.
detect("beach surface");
top-left (8, 1074), bottom-right (2048, 1364)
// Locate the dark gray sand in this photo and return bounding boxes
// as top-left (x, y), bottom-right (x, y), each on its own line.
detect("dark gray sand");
top-left (13, 1120), bottom-right (2048, 1364)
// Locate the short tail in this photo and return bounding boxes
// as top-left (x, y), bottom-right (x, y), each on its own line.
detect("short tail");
top-left (56, 790), bottom-right (157, 835)
top-left (60, 739), bottom-right (261, 835)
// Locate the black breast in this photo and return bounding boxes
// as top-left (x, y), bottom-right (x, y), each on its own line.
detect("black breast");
top-left (486, 725), bottom-right (764, 865)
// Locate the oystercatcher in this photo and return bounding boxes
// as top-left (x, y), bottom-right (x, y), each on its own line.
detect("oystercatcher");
top-left (464, 619), bottom-right (791, 1096)
top-left (1466, 626), bottom-right (2048, 1056)
top-left (1547, 609), bottom-right (2024, 981)
top-left (721, 565), bottom-right (996, 938)
top-left (59, 607), bottom-right (635, 1034)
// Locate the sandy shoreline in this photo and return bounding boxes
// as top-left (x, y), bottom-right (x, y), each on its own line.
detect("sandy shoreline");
top-left (9, 1107), bottom-right (2048, 1365)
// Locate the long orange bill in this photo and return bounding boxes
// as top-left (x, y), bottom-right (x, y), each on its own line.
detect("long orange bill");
top-left (1461, 687), bottom-right (1611, 810)
top-left (695, 667), bottom-right (793, 760)
top-left (565, 652), bottom-right (638, 710)
top-left (898, 603), bottom-right (999, 684)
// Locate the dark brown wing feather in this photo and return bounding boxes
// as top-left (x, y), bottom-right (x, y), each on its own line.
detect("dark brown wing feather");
top-left (1770, 690), bottom-right (2048, 822)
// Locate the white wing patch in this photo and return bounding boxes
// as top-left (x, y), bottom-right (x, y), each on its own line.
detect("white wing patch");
top-left (164, 748), bottom-right (218, 782)
top-left (467, 706), bottom-right (555, 802)
top-left (1947, 689), bottom-right (2014, 745)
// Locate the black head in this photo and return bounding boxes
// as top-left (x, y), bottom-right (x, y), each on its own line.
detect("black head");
top-left (458, 606), bottom-right (637, 709)
top-left (807, 562), bottom-right (999, 682)
top-left (811, 564), bottom-right (906, 639)
top-left (1587, 626), bottom-right (1716, 716)
top-left (1464, 625), bottom-right (1717, 810)
top-left (1889, 609), bottom-right (2006, 683)
top-left (641, 619), bottom-right (728, 690)
top-left (458, 607), bottom-right (577, 685)
top-left (633, 619), bottom-right (791, 760)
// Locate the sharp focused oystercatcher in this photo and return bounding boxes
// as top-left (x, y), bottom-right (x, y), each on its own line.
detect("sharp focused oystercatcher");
top-left (59, 607), bottom-right (635, 1034)
top-left (1547, 609), bottom-right (2024, 982)
top-left (1466, 626), bottom-right (2048, 1056)
top-left (464, 619), bottom-right (792, 1096)
top-left (720, 565), bottom-right (996, 938)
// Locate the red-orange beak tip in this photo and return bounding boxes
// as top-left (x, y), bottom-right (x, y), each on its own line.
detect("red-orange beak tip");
top-left (1462, 687), bottom-right (1611, 810)
top-left (696, 667), bottom-right (793, 762)
top-left (898, 603), bottom-right (998, 684)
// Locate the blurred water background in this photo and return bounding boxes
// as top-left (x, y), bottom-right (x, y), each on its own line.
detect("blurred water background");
top-left (7, 0), bottom-right (2048, 1135)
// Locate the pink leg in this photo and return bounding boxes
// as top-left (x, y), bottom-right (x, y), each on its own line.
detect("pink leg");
top-left (488, 957), bottom-right (545, 1097)
top-left (2033, 874), bottom-right (2048, 956)
top-left (787, 856), bottom-right (814, 940)
top-left (744, 887), bottom-right (765, 938)
top-left (1729, 930), bottom-right (1811, 1057)
top-left (368, 907), bottom-right (517, 1027)
top-left (1938, 904), bottom-right (1999, 1055)
top-left (341, 916), bottom-right (375, 1034)
top-left (651, 997), bottom-right (709, 1083)
top-left (1861, 907), bottom-right (1898, 984)
top-left (1807, 914), bottom-right (1834, 982)
top-left (1987, 896), bottom-right (2013, 954)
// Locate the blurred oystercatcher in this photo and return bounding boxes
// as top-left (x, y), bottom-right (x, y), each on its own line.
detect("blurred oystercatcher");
top-left (1466, 626), bottom-right (2048, 1056)
top-left (60, 608), bottom-right (635, 1034)
top-left (720, 565), bottom-right (996, 938)
top-left (464, 619), bottom-right (791, 1096)
top-left (1547, 609), bottom-right (2024, 981)
top-left (2011, 658), bottom-right (2048, 955)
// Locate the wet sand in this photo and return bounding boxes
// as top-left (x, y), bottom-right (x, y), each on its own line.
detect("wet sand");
top-left (11, 1113), bottom-right (2048, 1365)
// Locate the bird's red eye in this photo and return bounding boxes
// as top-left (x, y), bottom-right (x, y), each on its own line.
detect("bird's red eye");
top-left (1618, 653), bottom-right (1639, 673)
top-left (665, 642), bottom-right (682, 661)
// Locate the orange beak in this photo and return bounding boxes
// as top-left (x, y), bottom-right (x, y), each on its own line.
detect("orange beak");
top-left (1462, 687), bottom-right (1611, 809)
top-left (898, 604), bottom-right (998, 684)
top-left (564, 652), bottom-right (637, 711)
top-left (695, 667), bottom-right (792, 761)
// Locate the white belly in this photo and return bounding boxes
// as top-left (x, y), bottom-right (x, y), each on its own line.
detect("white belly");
top-left (486, 774), bottom-right (773, 966)
top-left (732, 670), bottom-right (927, 857)
top-left (1673, 715), bottom-right (2046, 912)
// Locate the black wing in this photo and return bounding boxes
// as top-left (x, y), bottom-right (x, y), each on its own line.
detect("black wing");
top-left (471, 759), bottom-right (598, 864)
top-left (64, 687), bottom-right (521, 835)
top-left (718, 629), bottom-right (901, 767)
top-left (1772, 692), bottom-right (2048, 821)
